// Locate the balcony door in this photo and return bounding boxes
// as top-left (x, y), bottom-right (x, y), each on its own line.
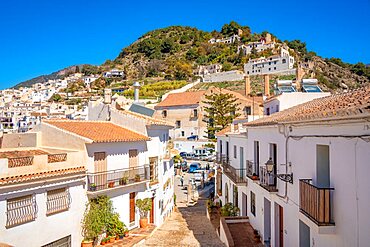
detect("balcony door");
top-left (239, 147), bottom-right (244, 178)
top-left (254, 141), bottom-right (260, 176)
top-left (94, 152), bottom-right (107, 189)
top-left (129, 149), bottom-right (138, 180)
top-left (226, 141), bottom-right (229, 161)
top-left (316, 145), bottom-right (330, 187)
top-left (269, 143), bottom-right (277, 185)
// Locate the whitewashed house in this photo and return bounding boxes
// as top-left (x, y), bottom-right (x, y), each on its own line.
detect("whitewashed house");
top-left (0, 133), bottom-right (87, 247)
top-left (215, 87), bottom-right (370, 247)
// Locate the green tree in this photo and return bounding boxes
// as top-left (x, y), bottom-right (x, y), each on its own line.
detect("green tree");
top-left (285, 39), bottom-right (307, 54)
top-left (50, 93), bottom-right (62, 102)
top-left (202, 89), bottom-right (240, 141)
top-left (221, 21), bottom-right (242, 36)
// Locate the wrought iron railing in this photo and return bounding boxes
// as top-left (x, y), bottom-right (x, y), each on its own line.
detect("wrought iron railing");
top-left (299, 179), bottom-right (334, 225)
top-left (259, 167), bottom-right (278, 192)
top-left (222, 162), bottom-right (248, 184)
top-left (47, 153), bottom-right (67, 163)
top-left (87, 165), bottom-right (150, 192)
top-left (6, 195), bottom-right (37, 228)
top-left (216, 152), bottom-right (229, 166)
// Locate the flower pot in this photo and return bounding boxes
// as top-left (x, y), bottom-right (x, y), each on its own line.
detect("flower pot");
top-left (124, 232), bottom-right (129, 237)
top-left (135, 177), bottom-right (141, 182)
top-left (81, 240), bottom-right (93, 247)
top-left (139, 218), bottom-right (148, 228)
top-left (109, 237), bottom-right (115, 243)
top-left (119, 234), bottom-right (124, 239)
top-left (101, 241), bottom-right (106, 246)
top-left (108, 181), bottom-right (115, 188)
top-left (115, 236), bottom-right (119, 240)
top-left (90, 185), bottom-right (96, 191)
top-left (119, 179), bottom-right (127, 185)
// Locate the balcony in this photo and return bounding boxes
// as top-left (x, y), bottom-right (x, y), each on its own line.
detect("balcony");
top-left (259, 167), bottom-right (278, 192)
top-left (216, 152), bottom-right (229, 166)
top-left (222, 162), bottom-right (248, 185)
top-left (299, 179), bottom-right (334, 226)
top-left (246, 160), bottom-right (259, 180)
top-left (87, 165), bottom-right (150, 193)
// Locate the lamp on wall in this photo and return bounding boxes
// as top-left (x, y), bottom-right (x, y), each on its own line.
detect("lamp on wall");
top-left (265, 158), bottom-right (293, 184)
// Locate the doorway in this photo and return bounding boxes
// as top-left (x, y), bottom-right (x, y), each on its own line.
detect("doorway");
top-left (242, 193), bottom-right (247, 216)
top-left (240, 147), bottom-right (244, 177)
top-left (150, 197), bottom-right (155, 224)
top-left (274, 203), bottom-right (284, 247)
top-left (129, 192), bottom-right (136, 223)
top-left (299, 220), bottom-right (310, 247)
top-left (94, 152), bottom-right (107, 189)
top-left (269, 143), bottom-right (277, 185)
top-left (264, 198), bottom-right (271, 245)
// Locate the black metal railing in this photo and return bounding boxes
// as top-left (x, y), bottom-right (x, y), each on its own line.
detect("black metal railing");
top-left (222, 162), bottom-right (248, 184)
top-left (216, 152), bottom-right (229, 166)
top-left (259, 167), bottom-right (278, 192)
top-left (300, 179), bottom-right (334, 226)
top-left (87, 165), bottom-right (150, 192)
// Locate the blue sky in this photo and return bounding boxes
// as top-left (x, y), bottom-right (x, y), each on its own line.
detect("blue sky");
top-left (0, 0), bottom-right (369, 89)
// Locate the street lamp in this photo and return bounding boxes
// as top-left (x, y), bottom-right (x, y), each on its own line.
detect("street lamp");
top-left (264, 158), bottom-right (293, 184)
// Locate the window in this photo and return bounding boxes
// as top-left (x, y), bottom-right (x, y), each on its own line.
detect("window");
top-left (219, 140), bottom-right (223, 153)
top-left (266, 107), bottom-right (270, 116)
top-left (269, 68), bottom-right (271, 71)
top-left (193, 109), bottom-right (198, 118)
top-left (274, 61), bottom-right (277, 64)
top-left (149, 157), bottom-right (158, 182)
top-left (175, 120), bottom-right (181, 128)
top-left (6, 195), bottom-right (37, 228)
top-left (162, 110), bottom-right (167, 118)
top-left (42, 235), bottom-right (71, 247)
top-left (234, 145), bottom-right (237, 159)
top-left (244, 106), bottom-right (251, 116)
top-left (46, 188), bottom-right (71, 215)
top-left (250, 191), bottom-right (256, 216)
top-left (282, 59), bottom-right (286, 64)
top-left (181, 131), bottom-right (185, 137)
top-left (274, 67), bottom-right (277, 70)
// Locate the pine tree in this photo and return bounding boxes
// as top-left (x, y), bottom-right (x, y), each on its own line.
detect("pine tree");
top-left (202, 89), bottom-right (240, 141)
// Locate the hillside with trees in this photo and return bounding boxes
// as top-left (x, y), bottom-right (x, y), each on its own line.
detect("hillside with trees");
top-left (13, 21), bottom-right (369, 92)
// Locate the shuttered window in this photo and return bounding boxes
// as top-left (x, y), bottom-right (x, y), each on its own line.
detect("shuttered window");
top-left (46, 188), bottom-right (70, 215)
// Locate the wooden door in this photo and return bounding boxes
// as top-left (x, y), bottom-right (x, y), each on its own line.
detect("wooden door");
top-left (94, 152), bottom-right (107, 189)
top-left (150, 197), bottom-right (154, 224)
top-left (130, 192), bottom-right (135, 223)
top-left (279, 205), bottom-right (284, 247)
top-left (129, 149), bottom-right (138, 167)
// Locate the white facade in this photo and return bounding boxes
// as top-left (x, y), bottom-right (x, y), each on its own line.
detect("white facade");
top-left (216, 114), bottom-right (370, 246)
top-left (244, 48), bottom-right (295, 76)
top-left (238, 40), bottom-right (275, 55)
top-left (264, 92), bottom-right (331, 115)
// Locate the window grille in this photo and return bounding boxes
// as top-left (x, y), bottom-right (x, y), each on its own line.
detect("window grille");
top-left (6, 194), bottom-right (37, 228)
top-left (46, 188), bottom-right (71, 215)
top-left (42, 235), bottom-right (71, 247)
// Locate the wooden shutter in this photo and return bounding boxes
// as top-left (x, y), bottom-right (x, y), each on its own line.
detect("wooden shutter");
top-left (94, 152), bottom-right (107, 189)
top-left (129, 149), bottom-right (138, 168)
top-left (130, 192), bottom-right (135, 223)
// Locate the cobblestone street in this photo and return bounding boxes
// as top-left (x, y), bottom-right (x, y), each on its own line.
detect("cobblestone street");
top-left (138, 170), bottom-right (224, 247)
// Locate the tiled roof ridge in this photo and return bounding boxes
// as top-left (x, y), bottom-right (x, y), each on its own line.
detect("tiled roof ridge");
top-left (0, 166), bottom-right (86, 185)
top-left (245, 86), bottom-right (370, 127)
top-left (114, 108), bottom-right (174, 127)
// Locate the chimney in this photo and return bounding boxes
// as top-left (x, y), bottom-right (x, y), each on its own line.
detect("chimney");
top-left (296, 66), bottom-right (304, 91)
top-left (104, 88), bottom-right (112, 104)
top-left (245, 76), bottom-right (251, 96)
top-left (133, 81), bottom-right (141, 103)
top-left (264, 74), bottom-right (270, 96)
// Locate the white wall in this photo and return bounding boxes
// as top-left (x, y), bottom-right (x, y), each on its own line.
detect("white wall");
top-left (0, 181), bottom-right (86, 246)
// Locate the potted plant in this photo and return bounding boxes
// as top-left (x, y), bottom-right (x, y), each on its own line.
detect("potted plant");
top-left (109, 236), bottom-right (115, 243)
top-left (108, 181), bottom-right (115, 188)
top-left (89, 183), bottom-right (96, 191)
top-left (252, 173), bottom-right (258, 180)
top-left (119, 176), bottom-right (128, 185)
top-left (81, 239), bottom-right (93, 247)
top-left (82, 196), bottom-right (117, 246)
top-left (124, 229), bottom-right (129, 237)
top-left (136, 198), bottom-right (152, 228)
top-left (135, 174), bottom-right (141, 182)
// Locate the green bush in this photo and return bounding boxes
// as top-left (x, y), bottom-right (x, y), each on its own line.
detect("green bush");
top-left (221, 203), bottom-right (240, 216)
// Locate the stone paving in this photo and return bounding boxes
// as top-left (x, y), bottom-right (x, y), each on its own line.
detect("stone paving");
top-left (138, 172), bottom-right (224, 247)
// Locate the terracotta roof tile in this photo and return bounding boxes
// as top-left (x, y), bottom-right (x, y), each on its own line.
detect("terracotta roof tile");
top-left (0, 166), bottom-right (86, 185)
top-left (155, 91), bottom-right (206, 108)
top-left (245, 86), bottom-right (370, 127)
top-left (44, 120), bottom-right (150, 143)
top-left (116, 109), bottom-right (174, 127)
top-left (0, 149), bottom-right (48, 159)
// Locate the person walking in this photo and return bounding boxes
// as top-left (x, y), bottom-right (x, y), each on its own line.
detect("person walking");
top-left (180, 175), bottom-right (184, 187)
